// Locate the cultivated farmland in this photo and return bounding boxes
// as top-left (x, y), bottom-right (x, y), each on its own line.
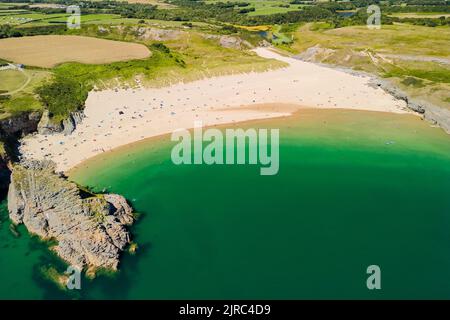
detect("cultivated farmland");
top-left (0, 35), bottom-right (152, 68)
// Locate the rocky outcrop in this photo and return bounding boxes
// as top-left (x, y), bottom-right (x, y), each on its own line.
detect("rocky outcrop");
top-left (219, 35), bottom-right (252, 50)
top-left (7, 160), bottom-right (134, 270)
top-left (134, 26), bottom-right (184, 41)
top-left (38, 110), bottom-right (85, 135)
top-left (62, 111), bottom-right (84, 135)
top-left (0, 112), bottom-right (42, 194)
top-left (294, 45), bottom-right (335, 62)
top-left (0, 141), bottom-right (10, 196)
top-left (0, 111), bottom-right (41, 137)
top-left (369, 79), bottom-right (450, 133)
top-left (203, 34), bottom-right (253, 50)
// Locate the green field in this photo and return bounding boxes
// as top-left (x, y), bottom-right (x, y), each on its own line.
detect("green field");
top-left (0, 2), bottom-right (24, 9)
top-left (0, 69), bottom-right (27, 92)
top-left (0, 68), bottom-right (50, 119)
top-left (204, 0), bottom-right (305, 16)
top-left (0, 12), bottom-right (131, 26)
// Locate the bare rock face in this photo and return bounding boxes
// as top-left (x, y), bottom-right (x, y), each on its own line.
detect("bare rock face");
top-left (0, 141), bottom-right (10, 196)
top-left (219, 35), bottom-right (252, 50)
top-left (0, 111), bottom-right (41, 137)
top-left (134, 27), bottom-right (184, 41)
top-left (7, 160), bottom-right (134, 270)
top-left (294, 45), bottom-right (335, 62)
top-left (38, 110), bottom-right (85, 135)
top-left (370, 79), bottom-right (450, 133)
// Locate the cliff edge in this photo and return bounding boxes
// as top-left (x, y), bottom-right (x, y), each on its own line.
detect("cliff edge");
top-left (7, 160), bottom-right (134, 271)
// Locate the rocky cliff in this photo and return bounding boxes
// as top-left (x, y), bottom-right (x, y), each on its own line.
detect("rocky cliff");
top-left (37, 110), bottom-right (85, 135)
top-left (0, 111), bottom-right (42, 137)
top-left (0, 141), bottom-right (10, 196)
top-left (7, 160), bottom-right (134, 271)
top-left (0, 111), bottom-right (42, 194)
top-left (370, 79), bottom-right (450, 133)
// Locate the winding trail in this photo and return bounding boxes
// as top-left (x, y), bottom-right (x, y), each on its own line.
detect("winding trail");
top-left (0, 65), bottom-right (31, 96)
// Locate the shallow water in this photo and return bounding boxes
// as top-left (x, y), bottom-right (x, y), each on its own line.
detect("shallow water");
top-left (1, 109), bottom-right (450, 299)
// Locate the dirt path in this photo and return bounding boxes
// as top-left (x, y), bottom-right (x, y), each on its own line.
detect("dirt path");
top-left (0, 66), bottom-right (31, 96)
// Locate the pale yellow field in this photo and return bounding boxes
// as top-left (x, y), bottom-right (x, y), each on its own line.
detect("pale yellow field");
top-left (0, 35), bottom-right (151, 68)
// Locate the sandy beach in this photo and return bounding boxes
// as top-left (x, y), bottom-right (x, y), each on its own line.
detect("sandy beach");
top-left (20, 48), bottom-right (411, 172)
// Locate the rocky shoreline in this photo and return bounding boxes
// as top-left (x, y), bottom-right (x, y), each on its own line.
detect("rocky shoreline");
top-left (368, 79), bottom-right (450, 133)
top-left (0, 110), bottom-right (135, 276)
top-left (292, 53), bottom-right (450, 134)
top-left (8, 160), bottom-right (134, 272)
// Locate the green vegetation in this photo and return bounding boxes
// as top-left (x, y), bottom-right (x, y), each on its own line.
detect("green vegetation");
top-left (36, 75), bottom-right (88, 122)
top-left (0, 67), bottom-right (49, 119)
top-left (288, 24), bottom-right (450, 57)
top-left (0, 69), bottom-right (27, 92)
top-left (2, 94), bottom-right (42, 115)
top-left (204, 0), bottom-right (305, 17)
top-left (385, 65), bottom-right (450, 84)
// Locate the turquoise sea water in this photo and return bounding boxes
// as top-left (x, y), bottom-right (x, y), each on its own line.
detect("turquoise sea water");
top-left (1, 109), bottom-right (450, 299)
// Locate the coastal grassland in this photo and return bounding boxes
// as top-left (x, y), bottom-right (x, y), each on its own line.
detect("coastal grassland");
top-left (289, 23), bottom-right (450, 57)
top-left (157, 33), bottom-right (287, 82)
top-left (0, 68), bottom-right (50, 119)
top-left (60, 23), bottom-right (286, 87)
top-left (0, 35), bottom-right (151, 68)
top-left (53, 34), bottom-right (285, 90)
top-left (0, 69), bottom-right (27, 92)
top-left (279, 23), bottom-right (450, 110)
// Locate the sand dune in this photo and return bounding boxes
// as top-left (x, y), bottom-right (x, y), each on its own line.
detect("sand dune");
top-left (20, 48), bottom-right (410, 172)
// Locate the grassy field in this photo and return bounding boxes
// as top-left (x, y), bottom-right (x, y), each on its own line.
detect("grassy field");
top-left (287, 23), bottom-right (450, 57)
top-left (0, 69), bottom-right (27, 92)
top-left (0, 35), bottom-right (151, 68)
top-left (0, 12), bottom-right (130, 26)
top-left (0, 2), bottom-right (24, 9)
top-left (0, 68), bottom-right (50, 119)
top-left (204, 0), bottom-right (304, 16)
top-left (112, 0), bottom-right (177, 8)
top-left (278, 23), bottom-right (450, 110)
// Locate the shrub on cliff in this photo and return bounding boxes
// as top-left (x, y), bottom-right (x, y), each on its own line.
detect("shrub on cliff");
top-left (36, 76), bottom-right (89, 123)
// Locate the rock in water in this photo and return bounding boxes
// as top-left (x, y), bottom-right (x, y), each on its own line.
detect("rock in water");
top-left (7, 160), bottom-right (134, 271)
